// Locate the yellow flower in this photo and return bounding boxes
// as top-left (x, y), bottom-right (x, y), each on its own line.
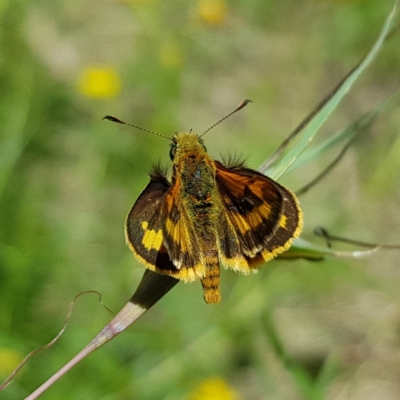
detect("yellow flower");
top-left (78, 66), bottom-right (121, 98)
top-left (159, 42), bottom-right (184, 68)
top-left (119, 0), bottom-right (156, 4)
top-left (187, 377), bottom-right (240, 400)
top-left (0, 348), bottom-right (23, 376)
top-left (198, 0), bottom-right (227, 25)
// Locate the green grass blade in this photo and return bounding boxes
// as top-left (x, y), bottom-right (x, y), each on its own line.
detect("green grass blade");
top-left (286, 91), bottom-right (400, 174)
top-left (278, 238), bottom-right (381, 261)
top-left (265, 3), bottom-right (398, 181)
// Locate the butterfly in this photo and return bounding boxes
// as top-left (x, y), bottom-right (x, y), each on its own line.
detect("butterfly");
top-left (104, 100), bottom-right (303, 303)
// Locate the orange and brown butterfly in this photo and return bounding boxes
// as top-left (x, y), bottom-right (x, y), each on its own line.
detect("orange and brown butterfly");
top-left (104, 100), bottom-right (303, 304)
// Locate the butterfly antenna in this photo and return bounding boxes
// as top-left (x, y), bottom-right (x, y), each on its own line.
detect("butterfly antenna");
top-left (103, 115), bottom-right (172, 140)
top-left (199, 99), bottom-right (252, 137)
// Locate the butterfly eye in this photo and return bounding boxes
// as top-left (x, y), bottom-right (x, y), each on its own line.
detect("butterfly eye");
top-left (169, 145), bottom-right (177, 160)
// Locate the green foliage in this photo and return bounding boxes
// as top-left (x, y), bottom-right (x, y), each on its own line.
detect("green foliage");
top-left (1, 1), bottom-right (400, 399)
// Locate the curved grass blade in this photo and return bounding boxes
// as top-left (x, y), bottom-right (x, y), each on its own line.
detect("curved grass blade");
top-left (263, 3), bottom-right (398, 181)
top-left (21, 271), bottom-right (178, 400)
top-left (314, 226), bottom-right (400, 250)
top-left (295, 138), bottom-right (355, 196)
top-left (0, 291), bottom-right (113, 392)
top-left (278, 238), bottom-right (380, 261)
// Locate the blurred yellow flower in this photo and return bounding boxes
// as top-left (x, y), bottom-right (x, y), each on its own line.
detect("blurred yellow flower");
top-left (78, 66), bottom-right (121, 98)
top-left (330, 0), bottom-right (361, 3)
top-left (187, 377), bottom-right (240, 400)
top-left (0, 348), bottom-right (23, 376)
top-left (119, 0), bottom-right (156, 4)
top-left (159, 42), bottom-right (184, 68)
top-left (198, 0), bottom-right (227, 25)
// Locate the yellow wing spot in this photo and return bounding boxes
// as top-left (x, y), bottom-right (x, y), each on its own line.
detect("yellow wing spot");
top-left (261, 203), bottom-right (272, 218)
top-left (142, 229), bottom-right (163, 251)
top-left (141, 221), bottom-right (149, 230)
top-left (177, 264), bottom-right (205, 281)
top-left (279, 215), bottom-right (287, 229)
top-left (164, 217), bottom-right (176, 237)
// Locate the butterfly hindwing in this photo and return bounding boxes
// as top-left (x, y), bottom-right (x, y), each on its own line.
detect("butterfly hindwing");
top-left (162, 178), bottom-right (205, 281)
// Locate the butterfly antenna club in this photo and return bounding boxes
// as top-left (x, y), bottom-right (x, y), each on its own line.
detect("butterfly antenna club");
top-left (200, 99), bottom-right (252, 137)
top-left (103, 115), bottom-right (171, 140)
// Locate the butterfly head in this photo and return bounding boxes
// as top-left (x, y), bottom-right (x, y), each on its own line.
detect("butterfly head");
top-left (169, 132), bottom-right (207, 164)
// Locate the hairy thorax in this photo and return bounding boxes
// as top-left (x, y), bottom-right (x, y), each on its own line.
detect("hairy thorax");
top-left (175, 156), bottom-right (220, 251)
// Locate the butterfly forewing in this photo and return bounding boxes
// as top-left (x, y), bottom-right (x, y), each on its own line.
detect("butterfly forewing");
top-left (126, 169), bottom-right (205, 282)
top-left (215, 161), bottom-right (302, 271)
top-left (125, 172), bottom-right (178, 276)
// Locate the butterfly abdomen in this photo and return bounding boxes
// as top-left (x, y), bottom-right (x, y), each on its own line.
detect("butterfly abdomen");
top-left (201, 258), bottom-right (221, 304)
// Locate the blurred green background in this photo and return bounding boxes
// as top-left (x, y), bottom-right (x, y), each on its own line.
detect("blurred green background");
top-left (1, 0), bottom-right (400, 399)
